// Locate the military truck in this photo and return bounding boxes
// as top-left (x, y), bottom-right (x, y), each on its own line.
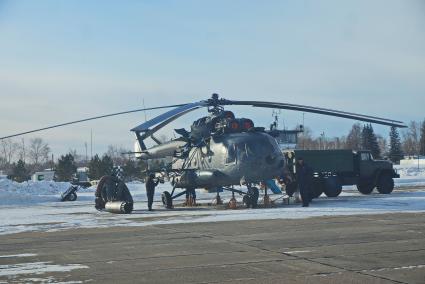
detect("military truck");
top-left (284, 150), bottom-right (399, 198)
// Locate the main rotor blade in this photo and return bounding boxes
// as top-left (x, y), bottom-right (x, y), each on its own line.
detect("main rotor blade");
top-left (222, 100), bottom-right (407, 128)
top-left (0, 103), bottom-right (188, 140)
top-left (131, 101), bottom-right (207, 133)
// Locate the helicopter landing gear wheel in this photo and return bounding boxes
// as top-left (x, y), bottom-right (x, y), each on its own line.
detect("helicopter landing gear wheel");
top-left (228, 197), bottom-right (237, 209)
top-left (67, 192), bottom-right (77, 201)
top-left (263, 195), bottom-right (271, 207)
top-left (161, 191), bottom-right (173, 209)
top-left (213, 192), bottom-right (223, 206)
top-left (228, 191), bottom-right (237, 209)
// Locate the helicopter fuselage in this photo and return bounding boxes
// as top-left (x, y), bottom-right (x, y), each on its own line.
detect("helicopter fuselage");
top-left (171, 131), bottom-right (284, 189)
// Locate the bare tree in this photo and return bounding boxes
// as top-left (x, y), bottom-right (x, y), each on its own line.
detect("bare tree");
top-left (298, 127), bottom-right (318, 149)
top-left (402, 121), bottom-right (420, 156)
top-left (376, 135), bottom-right (388, 158)
top-left (0, 141), bottom-right (7, 167)
top-left (0, 156), bottom-right (6, 169)
top-left (0, 138), bottom-right (19, 165)
top-left (346, 123), bottom-right (362, 150)
top-left (327, 136), bottom-right (346, 150)
top-left (17, 138), bottom-right (26, 163)
top-left (106, 145), bottom-right (130, 166)
top-left (28, 138), bottom-right (50, 166)
top-left (68, 148), bottom-right (86, 165)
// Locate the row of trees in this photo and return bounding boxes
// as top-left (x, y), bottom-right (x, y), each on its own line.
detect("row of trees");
top-left (0, 138), bottom-right (50, 171)
top-left (298, 119), bottom-right (425, 163)
top-left (9, 152), bottom-right (148, 183)
top-left (3, 119), bottom-right (425, 182)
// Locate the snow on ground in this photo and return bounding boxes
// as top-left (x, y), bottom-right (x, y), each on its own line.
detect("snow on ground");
top-left (0, 179), bottom-right (93, 206)
top-left (0, 183), bottom-right (424, 236)
top-left (395, 164), bottom-right (425, 181)
top-left (0, 253), bottom-right (88, 283)
top-left (0, 167), bottom-right (425, 236)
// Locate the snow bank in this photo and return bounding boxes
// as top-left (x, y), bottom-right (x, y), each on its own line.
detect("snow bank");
top-left (394, 165), bottom-right (425, 178)
top-left (0, 179), bottom-right (94, 206)
top-left (0, 179), bottom-right (70, 195)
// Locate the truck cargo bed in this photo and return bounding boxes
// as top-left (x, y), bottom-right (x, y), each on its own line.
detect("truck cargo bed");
top-left (294, 150), bottom-right (354, 173)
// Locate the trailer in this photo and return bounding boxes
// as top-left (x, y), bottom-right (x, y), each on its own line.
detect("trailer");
top-left (284, 150), bottom-right (399, 198)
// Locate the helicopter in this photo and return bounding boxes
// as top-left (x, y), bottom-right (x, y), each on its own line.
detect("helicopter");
top-left (126, 93), bottom-right (406, 209)
top-left (1, 93), bottom-right (406, 210)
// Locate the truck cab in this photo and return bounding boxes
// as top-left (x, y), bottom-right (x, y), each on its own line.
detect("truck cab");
top-left (356, 151), bottom-right (399, 194)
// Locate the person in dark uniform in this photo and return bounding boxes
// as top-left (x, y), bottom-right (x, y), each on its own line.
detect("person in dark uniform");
top-left (146, 173), bottom-right (159, 211)
top-left (296, 157), bottom-right (313, 207)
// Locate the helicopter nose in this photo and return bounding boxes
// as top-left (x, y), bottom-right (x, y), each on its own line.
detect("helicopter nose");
top-left (265, 155), bottom-right (285, 170)
top-left (265, 155), bottom-right (276, 165)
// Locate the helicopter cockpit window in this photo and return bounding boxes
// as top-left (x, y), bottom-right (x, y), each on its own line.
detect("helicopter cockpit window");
top-left (226, 144), bottom-right (236, 164)
top-left (239, 143), bottom-right (251, 158)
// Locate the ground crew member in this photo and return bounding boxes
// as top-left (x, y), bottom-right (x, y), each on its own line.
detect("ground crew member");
top-left (146, 173), bottom-right (159, 211)
top-left (296, 157), bottom-right (313, 207)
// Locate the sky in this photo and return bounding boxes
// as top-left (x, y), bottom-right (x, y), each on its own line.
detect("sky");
top-left (0, 0), bottom-right (424, 159)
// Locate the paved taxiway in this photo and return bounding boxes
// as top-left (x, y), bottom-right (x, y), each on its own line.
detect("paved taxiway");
top-left (0, 212), bottom-right (424, 283)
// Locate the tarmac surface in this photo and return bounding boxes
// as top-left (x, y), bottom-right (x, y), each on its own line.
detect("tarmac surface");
top-left (0, 212), bottom-right (424, 284)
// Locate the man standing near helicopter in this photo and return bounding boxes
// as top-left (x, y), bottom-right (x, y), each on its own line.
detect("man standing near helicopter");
top-left (146, 173), bottom-right (159, 211)
top-left (296, 157), bottom-right (313, 207)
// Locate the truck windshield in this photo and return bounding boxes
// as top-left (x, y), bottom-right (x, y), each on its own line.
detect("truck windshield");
top-left (361, 153), bottom-right (371, 161)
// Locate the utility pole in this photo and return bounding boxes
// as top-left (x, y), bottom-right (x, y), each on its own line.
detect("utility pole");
top-left (418, 144), bottom-right (420, 170)
top-left (21, 138), bottom-right (25, 163)
top-left (418, 154), bottom-right (420, 170)
top-left (85, 142), bottom-right (88, 162)
top-left (143, 98), bottom-right (147, 122)
top-left (320, 132), bottom-right (325, 150)
top-left (302, 113), bottom-right (305, 150)
top-left (90, 129), bottom-right (93, 159)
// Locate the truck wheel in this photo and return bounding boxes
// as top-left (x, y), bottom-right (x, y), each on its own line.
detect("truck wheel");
top-left (161, 191), bottom-right (173, 209)
top-left (377, 174), bottom-right (394, 194)
top-left (324, 177), bottom-right (342, 197)
top-left (357, 181), bottom-right (374, 194)
top-left (311, 178), bottom-right (324, 199)
top-left (285, 182), bottom-right (297, 197)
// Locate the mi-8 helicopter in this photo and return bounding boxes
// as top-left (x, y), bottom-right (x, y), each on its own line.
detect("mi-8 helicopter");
top-left (1, 93), bottom-right (406, 210)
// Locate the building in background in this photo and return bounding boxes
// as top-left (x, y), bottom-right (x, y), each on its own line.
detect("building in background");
top-left (31, 170), bottom-right (55, 182)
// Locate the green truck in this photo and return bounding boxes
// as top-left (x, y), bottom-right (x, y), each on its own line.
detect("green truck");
top-left (284, 149), bottom-right (400, 198)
